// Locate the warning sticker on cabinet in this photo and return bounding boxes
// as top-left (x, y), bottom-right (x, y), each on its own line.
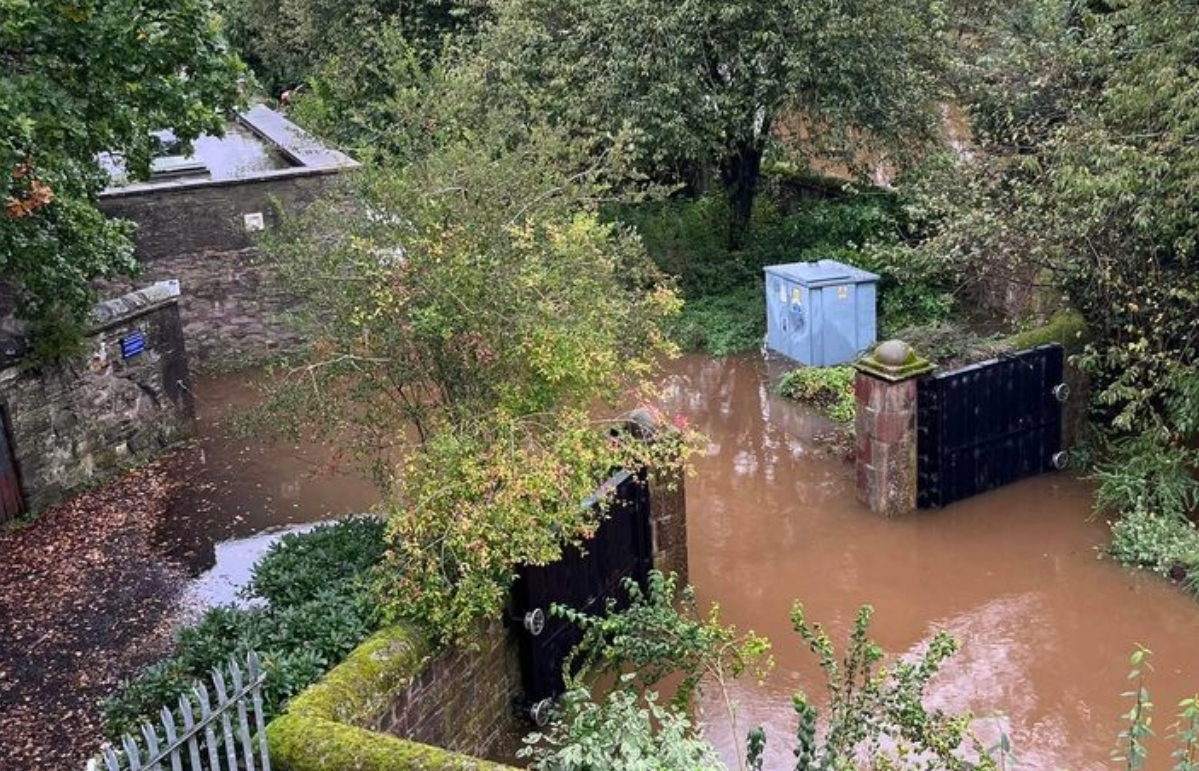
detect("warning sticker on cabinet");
top-left (836, 285), bottom-right (849, 300)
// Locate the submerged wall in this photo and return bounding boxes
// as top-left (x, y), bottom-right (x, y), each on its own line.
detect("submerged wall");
top-left (0, 283), bottom-right (195, 514)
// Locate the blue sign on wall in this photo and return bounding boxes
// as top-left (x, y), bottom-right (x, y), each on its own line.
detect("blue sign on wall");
top-left (120, 331), bottom-right (146, 359)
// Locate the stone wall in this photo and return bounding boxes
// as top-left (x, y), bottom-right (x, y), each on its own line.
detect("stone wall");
top-left (101, 249), bottom-right (301, 367)
top-left (0, 283), bottom-right (195, 513)
top-left (98, 172), bottom-right (333, 366)
top-left (93, 106), bottom-right (360, 368)
top-left (98, 171), bottom-right (340, 260)
top-left (266, 625), bottom-right (520, 771)
top-left (649, 468), bottom-right (689, 583)
top-left (376, 622), bottom-right (523, 760)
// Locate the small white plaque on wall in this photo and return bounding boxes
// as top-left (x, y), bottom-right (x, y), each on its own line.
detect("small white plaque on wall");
top-left (243, 212), bottom-right (265, 232)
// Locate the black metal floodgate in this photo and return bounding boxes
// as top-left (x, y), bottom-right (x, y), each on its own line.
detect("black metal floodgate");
top-left (508, 469), bottom-right (654, 713)
top-left (917, 345), bottom-right (1066, 509)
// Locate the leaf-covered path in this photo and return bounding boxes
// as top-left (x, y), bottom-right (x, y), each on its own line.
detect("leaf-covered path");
top-left (0, 457), bottom-right (189, 770)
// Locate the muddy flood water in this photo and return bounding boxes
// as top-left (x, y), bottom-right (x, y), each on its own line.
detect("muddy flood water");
top-left (169, 355), bottom-right (1199, 770)
top-left (158, 371), bottom-right (377, 607)
top-left (661, 354), bottom-right (1199, 771)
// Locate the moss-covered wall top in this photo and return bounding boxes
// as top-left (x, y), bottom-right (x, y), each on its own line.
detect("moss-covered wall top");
top-left (266, 625), bottom-right (520, 771)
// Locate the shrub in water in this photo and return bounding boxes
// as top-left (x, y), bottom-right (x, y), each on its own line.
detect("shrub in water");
top-left (776, 366), bottom-right (856, 423)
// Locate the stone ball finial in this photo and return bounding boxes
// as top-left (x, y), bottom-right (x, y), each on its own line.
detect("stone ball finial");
top-left (874, 339), bottom-right (912, 367)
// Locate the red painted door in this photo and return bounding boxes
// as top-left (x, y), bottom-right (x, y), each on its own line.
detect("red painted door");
top-left (0, 409), bottom-right (25, 522)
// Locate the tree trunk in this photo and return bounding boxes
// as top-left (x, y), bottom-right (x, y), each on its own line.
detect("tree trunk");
top-left (720, 140), bottom-right (764, 251)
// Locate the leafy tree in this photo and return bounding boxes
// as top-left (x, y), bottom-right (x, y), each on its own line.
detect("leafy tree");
top-left (478, 0), bottom-right (950, 245)
top-left (1, 0), bottom-right (244, 354)
top-left (888, 0), bottom-right (1199, 565)
top-left (257, 127), bottom-right (692, 643)
top-left (283, 22), bottom-right (463, 164)
top-left (218, 0), bottom-right (487, 93)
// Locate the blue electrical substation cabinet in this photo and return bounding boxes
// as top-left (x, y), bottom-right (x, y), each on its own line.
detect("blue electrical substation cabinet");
top-left (764, 259), bottom-right (880, 366)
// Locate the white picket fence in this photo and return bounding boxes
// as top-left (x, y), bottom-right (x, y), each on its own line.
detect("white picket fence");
top-left (87, 653), bottom-right (270, 771)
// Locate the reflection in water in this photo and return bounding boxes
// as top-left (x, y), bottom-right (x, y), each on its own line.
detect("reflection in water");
top-left (156, 370), bottom-right (379, 603)
top-left (661, 353), bottom-right (1199, 771)
top-left (180, 523), bottom-right (317, 611)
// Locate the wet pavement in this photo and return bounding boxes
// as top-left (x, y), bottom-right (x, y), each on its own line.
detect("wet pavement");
top-left (661, 353), bottom-right (1199, 771)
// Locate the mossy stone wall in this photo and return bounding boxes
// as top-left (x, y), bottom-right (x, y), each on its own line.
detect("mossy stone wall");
top-left (266, 625), bottom-right (523, 771)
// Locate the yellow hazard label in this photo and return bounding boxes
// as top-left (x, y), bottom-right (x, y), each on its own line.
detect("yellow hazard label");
top-left (837, 285), bottom-right (849, 300)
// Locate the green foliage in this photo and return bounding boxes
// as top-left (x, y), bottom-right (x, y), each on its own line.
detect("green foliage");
top-left (258, 128), bottom-right (693, 644)
top-left (1, 0), bottom-right (243, 353)
top-left (247, 517), bottom-right (387, 606)
top-left (1097, 429), bottom-right (1199, 585)
top-left (102, 518), bottom-right (385, 737)
top-left (554, 571), bottom-right (772, 710)
top-left (1095, 433), bottom-right (1199, 530)
top-left (669, 288), bottom-right (765, 358)
top-left (284, 25), bottom-right (454, 164)
top-left (1115, 647), bottom-right (1155, 771)
top-left (481, 0), bottom-right (951, 240)
top-left (1107, 508), bottom-right (1199, 579)
top-left (1111, 648), bottom-right (1199, 771)
top-left (783, 603), bottom-right (990, 771)
top-left (618, 191), bottom-right (953, 355)
top-left (776, 366), bottom-right (856, 424)
top-left (520, 685), bottom-right (726, 771)
top-left (218, 0), bottom-right (484, 93)
top-left (613, 196), bottom-right (743, 299)
top-left (1176, 694), bottom-right (1199, 771)
top-left (539, 591), bottom-right (992, 771)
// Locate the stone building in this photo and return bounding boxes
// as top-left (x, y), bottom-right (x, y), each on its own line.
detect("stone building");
top-left (0, 283), bottom-right (195, 520)
top-left (0, 107), bottom-right (357, 517)
top-left (98, 104), bottom-right (359, 364)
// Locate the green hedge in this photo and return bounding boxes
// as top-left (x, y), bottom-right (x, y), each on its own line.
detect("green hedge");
top-left (266, 625), bottom-right (518, 771)
top-left (103, 517), bottom-right (387, 737)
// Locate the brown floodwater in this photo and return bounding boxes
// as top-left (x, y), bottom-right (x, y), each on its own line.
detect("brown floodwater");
top-left (156, 357), bottom-right (1199, 770)
top-left (659, 353), bottom-right (1199, 771)
top-left (156, 371), bottom-right (378, 605)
